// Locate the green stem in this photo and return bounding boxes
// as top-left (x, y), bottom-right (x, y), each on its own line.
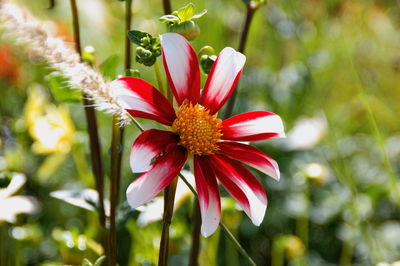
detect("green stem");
top-left (69, 0), bottom-right (107, 249)
top-left (189, 199), bottom-right (201, 266)
top-left (271, 238), bottom-right (284, 266)
top-left (223, 4), bottom-right (256, 119)
top-left (124, 0), bottom-right (132, 72)
top-left (109, 118), bottom-right (125, 266)
top-left (158, 177), bottom-right (179, 266)
top-left (162, 0), bottom-right (172, 14)
top-left (296, 186), bottom-right (309, 262)
top-left (154, 60), bottom-right (166, 96)
top-left (220, 223), bottom-right (257, 266)
top-left (108, 1), bottom-right (132, 265)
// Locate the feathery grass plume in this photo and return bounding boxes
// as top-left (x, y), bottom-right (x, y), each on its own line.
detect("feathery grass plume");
top-left (0, 3), bottom-right (131, 125)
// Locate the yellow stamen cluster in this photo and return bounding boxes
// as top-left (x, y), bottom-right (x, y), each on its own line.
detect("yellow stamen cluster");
top-left (173, 103), bottom-right (222, 156)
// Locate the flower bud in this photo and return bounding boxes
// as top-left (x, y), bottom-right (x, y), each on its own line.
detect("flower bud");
top-left (198, 45), bottom-right (215, 57)
top-left (200, 54), bottom-right (216, 74)
top-left (169, 21), bottom-right (200, 41)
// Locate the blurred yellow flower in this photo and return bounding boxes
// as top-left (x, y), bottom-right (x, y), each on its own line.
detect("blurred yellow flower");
top-left (24, 85), bottom-right (75, 180)
top-left (24, 86), bottom-right (74, 155)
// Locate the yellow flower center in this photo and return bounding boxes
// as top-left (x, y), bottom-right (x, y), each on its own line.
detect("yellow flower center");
top-left (173, 102), bottom-right (222, 156)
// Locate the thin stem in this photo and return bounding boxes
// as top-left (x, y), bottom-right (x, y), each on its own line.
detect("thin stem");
top-left (220, 223), bottom-right (257, 266)
top-left (158, 177), bottom-right (179, 266)
top-left (69, 0), bottom-right (106, 240)
top-left (223, 5), bottom-right (256, 119)
top-left (154, 60), bottom-right (166, 96)
top-left (189, 199), bottom-right (201, 266)
top-left (124, 0), bottom-right (132, 72)
top-left (109, 118), bottom-right (125, 266)
top-left (271, 238), bottom-right (284, 266)
top-left (108, 1), bottom-right (132, 265)
top-left (162, 0), bottom-right (172, 14)
top-left (48, 0), bottom-right (55, 9)
top-left (70, 0), bottom-right (81, 54)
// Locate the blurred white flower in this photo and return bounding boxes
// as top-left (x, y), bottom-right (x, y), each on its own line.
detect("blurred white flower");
top-left (0, 173), bottom-right (39, 223)
top-left (286, 113), bottom-right (327, 150)
top-left (137, 170), bottom-right (195, 226)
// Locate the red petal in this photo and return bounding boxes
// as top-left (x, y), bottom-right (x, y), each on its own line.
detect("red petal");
top-left (111, 77), bottom-right (176, 126)
top-left (209, 154), bottom-right (267, 226)
top-left (194, 155), bottom-right (221, 237)
top-left (160, 33), bottom-right (200, 105)
top-left (130, 129), bottom-right (179, 173)
top-left (126, 145), bottom-right (187, 208)
top-left (218, 142), bottom-right (280, 180)
top-left (221, 111), bottom-right (285, 141)
top-left (200, 47), bottom-right (245, 114)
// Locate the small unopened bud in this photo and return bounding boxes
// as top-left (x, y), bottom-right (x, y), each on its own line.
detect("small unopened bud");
top-left (169, 21), bottom-right (200, 41)
top-left (200, 54), bottom-right (216, 74)
top-left (198, 45), bottom-right (215, 57)
top-left (82, 45), bottom-right (95, 65)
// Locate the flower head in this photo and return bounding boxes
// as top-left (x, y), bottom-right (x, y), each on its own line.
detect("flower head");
top-left (112, 33), bottom-right (285, 237)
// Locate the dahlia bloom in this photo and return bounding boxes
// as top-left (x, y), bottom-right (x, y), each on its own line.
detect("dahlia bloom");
top-left (112, 33), bottom-right (285, 237)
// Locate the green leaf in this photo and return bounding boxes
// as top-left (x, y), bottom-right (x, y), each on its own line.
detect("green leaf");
top-left (82, 258), bottom-right (93, 266)
top-left (99, 55), bottom-right (120, 80)
top-left (127, 30), bottom-right (151, 46)
top-left (47, 72), bottom-right (81, 103)
top-left (177, 3), bottom-right (195, 22)
top-left (159, 15), bottom-right (180, 23)
top-left (191, 9), bottom-right (207, 20)
top-left (94, 256), bottom-right (106, 266)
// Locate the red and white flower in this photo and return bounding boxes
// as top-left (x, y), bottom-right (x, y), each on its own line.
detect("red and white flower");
top-left (111, 33), bottom-right (285, 237)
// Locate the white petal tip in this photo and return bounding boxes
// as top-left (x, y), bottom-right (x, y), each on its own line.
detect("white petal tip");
top-left (201, 226), bottom-right (217, 238)
top-left (126, 183), bottom-right (143, 209)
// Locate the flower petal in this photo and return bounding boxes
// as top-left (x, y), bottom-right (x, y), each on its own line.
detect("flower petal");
top-left (194, 155), bottom-right (221, 237)
top-left (126, 145), bottom-right (187, 209)
top-left (200, 47), bottom-right (245, 114)
top-left (218, 142), bottom-right (280, 181)
top-left (130, 129), bottom-right (179, 173)
top-left (160, 33), bottom-right (200, 105)
top-left (111, 77), bottom-right (176, 125)
top-left (221, 111), bottom-right (285, 141)
top-left (209, 154), bottom-right (267, 226)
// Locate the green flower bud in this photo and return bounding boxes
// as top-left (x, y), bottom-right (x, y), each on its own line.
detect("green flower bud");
top-left (136, 47), bottom-right (156, 66)
top-left (200, 54), bottom-right (216, 74)
top-left (198, 45), bottom-right (215, 57)
top-left (125, 69), bottom-right (141, 78)
top-left (82, 46), bottom-right (95, 65)
top-left (169, 21), bottom-right (200, 41)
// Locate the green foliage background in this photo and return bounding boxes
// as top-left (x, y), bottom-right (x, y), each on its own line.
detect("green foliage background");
top-left (1, 0), bottom-right (400, 265)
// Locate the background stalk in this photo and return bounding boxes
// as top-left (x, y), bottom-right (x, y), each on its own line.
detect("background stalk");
top-left (108, 0), bottom-right (132, 265)
top-left (188, 199), bottom-right (201, 266)
top-left (158, 177), bottom-right (179, 266)
top-left (162, 0), bottom-right (172, 14)
top-left (223, 3), bottom-right (256, 119)
top-left (69, 0), bottom-right (107, 251)
top-left (109, 119), bottom-right (124, 266)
